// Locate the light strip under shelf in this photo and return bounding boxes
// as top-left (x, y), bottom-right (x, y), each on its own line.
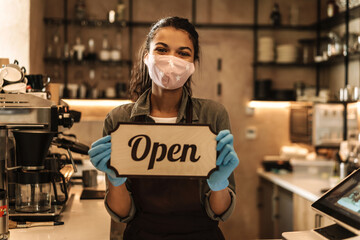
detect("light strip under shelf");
top-left (61, 99), bottom-right (132, 107)
top-left (248, 101), bottom-right (291, 108)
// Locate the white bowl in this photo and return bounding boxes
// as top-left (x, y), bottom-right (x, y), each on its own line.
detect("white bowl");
top-left (1, 67), bottom-right (23, 82)
top-left (2, 82), bottom-right (27, 93)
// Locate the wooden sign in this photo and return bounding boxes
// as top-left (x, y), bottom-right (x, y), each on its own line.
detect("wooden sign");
top-left (109, 123), bottom-right (217, 178)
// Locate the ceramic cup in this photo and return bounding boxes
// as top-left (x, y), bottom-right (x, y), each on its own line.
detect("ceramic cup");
top-left (82, 170), bottom-right (98, 188)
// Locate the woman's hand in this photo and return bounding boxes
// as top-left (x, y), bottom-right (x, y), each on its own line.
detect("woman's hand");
top-left (88, 135), bottom-right (127, 187)
top-left (207, 130), bottom-right (239, 191)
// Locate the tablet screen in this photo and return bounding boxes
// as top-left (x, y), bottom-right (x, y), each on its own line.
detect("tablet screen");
top-left (312, 168), bottom-right (360, 232)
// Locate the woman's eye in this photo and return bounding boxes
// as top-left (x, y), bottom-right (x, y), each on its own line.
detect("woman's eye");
top-left (179, 51), bottom-right (191, 57)
top-left (155, 48), bottom-right (167, 53)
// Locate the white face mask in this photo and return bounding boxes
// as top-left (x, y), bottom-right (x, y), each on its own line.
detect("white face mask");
top-left (144, 54), bottom-right (195, 90)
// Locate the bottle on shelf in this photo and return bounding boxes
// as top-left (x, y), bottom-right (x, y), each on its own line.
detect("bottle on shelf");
top-left (85, 38), bottom-right (97, 61)
top-left (46, 41), bottom-right (53, 58)
top-left (74, 0), bottom-right (86, 20)
top-left (327, 32), bottom-right (342, 57)
top-left (115, 67), bottom-right (127, 99)
top-left (99, 34), bottom-right (111, 61)
top-left (289, 3), bottom-right (299, 26)
top-left (63, 43), bottom-right (70, 59)
top-left (270, 3), bottom-right (281, 26)
top-left (74, 70), bottom-right (86, 99)
top-left (53, 32), bottom-right (62, 59)
top-left (73, 36), bottom-right (86, 61)
top-left (116, 0), bottom-right (126, 22)
top-left (108, 10), bottom-right (116, 24)
top-left (111, 31), bottom-right (122, 61)
top-left (326, 0), bottom-right (339, 18)
top-left (86, 69), bottom-right (98, 99)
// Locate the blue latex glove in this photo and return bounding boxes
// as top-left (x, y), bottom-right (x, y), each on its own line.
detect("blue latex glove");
top-left (88, 135), bottom-right (127, 187)
top-left (207, 130), bottom-right (239, 191)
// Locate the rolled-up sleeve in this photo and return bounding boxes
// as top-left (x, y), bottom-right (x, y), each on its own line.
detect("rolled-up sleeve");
top-left (204, 189), bottom-right (236, 222)
top-left (201, 101), bottom-right (237, 221)
top-left (203, 172), bottom-right (236, 221)
top-left (102, 108), bottom-right (136, 223)
top-left (104, 180), bottom-right (136, 223)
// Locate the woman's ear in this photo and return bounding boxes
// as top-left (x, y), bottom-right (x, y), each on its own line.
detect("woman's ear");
top-left (143, 51), bottom-right (149, 65)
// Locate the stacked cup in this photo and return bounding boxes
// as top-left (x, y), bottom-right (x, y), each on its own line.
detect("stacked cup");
top-left (0, 60), bottom-right (27, 93)
top-left (276, 44), bottom-right (298, 63)
top-left (258, 37), bottom-right (275, 62)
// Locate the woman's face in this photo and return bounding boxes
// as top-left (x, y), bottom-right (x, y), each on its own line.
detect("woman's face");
top-left (148, 27), bottom-right (194, 63)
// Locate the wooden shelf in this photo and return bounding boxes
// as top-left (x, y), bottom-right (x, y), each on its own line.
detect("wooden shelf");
top-left (317, 5), bottom-right (360, 30)
top-left (254, 62), bottom-right (316, 67)
top-left (316, 52), bottom-right (360, 66)
top-left (44, 57), bottom-right (132, 66)
top-left (44, 17), bottom-right (316, 31)
top-left (256, 24), bottom-right (316, 31)
top-left (255, 52), bottom-right (360, 68)
top-left (44, 17), bottom-right (128, 27)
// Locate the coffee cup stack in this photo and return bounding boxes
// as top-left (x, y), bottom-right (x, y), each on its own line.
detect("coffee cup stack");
top-left (258, 37), bottom-right (275, 63)
top-left (276, 44), bottom-right (298, 63)
top-left (0, 60), bottom-right (27, 93)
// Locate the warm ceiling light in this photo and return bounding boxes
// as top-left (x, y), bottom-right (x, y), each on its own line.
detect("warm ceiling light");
top-left (248, 101), bottom-right (291, 108)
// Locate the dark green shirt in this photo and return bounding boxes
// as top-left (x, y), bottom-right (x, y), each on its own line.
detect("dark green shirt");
top-left (103, 88), bottom-right (236, 222)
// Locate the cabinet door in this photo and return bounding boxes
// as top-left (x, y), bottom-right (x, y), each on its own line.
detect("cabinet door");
top-left (293, 194), bottom-right (316, 230)
top-left (258, 178), bottom-right (294, 238)
top-left (277, 186), bottom-right (293, 236)
top-left (293, 194), bottom-right (334, 231)
top-left (258, 178), bottom-right (275, 238)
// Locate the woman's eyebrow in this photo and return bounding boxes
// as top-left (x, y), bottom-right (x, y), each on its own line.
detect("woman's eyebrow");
top-left (155, 42), bottom-right (168, 47)
top-left (179, 46), bottom-right (192, 52)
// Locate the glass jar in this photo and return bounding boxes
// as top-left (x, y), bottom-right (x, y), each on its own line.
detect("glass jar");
top-left (15, 171), bottom-right (51, 213)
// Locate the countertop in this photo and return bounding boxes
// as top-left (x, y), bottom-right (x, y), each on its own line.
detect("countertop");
top-left (257, 168), bottom-right (332, 202)
top-left (9, 174), bottom-right (111, 240)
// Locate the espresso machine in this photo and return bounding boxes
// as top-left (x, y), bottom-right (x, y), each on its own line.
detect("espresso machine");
top-left (0, 93), bottom-right (85, 222)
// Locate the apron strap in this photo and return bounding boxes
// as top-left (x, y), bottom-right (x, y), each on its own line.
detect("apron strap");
top-left (185, 96), bottom-right (193, 124)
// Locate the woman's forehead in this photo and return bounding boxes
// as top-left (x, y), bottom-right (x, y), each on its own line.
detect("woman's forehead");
top-left (152, 27), bottom-right (193, 49)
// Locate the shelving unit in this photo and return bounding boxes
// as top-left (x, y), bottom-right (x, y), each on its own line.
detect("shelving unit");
top-left (44, 0), bottom-right (134, 99)
top-left (253, 0), bottom-right (359, 98)
top-left (45, 0), bottom-right (358, 110)
top-left (253, 0), bottom-right (321, 102)
top-left (252, 0), bottom-right (359, 141)
top-left (318, 5), bottom-right (360, 30)
top-left (44, 0), bottom-right (280, 100)
top-left (44, 57), bottom-right (132, 66)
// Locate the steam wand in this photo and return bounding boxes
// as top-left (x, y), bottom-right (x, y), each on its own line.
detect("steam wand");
top-left (66, 148), bottom-right (77, 173)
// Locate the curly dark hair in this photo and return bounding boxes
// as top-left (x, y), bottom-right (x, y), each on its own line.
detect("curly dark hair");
top-left (129, 16), bottom-right (200, 101)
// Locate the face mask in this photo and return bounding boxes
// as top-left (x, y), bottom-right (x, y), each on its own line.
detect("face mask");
top-left (144, 54), bottom-right (195, 90)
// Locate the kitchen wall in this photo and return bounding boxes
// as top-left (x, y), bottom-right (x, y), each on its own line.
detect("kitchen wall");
top-left (30, 0), bottom-right (319, 239)
top-left (0, 0), bottom-right (30, 70)
top-left (30, 0), bottom-right (46, 74)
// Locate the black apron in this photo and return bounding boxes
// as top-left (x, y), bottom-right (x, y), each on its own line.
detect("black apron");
top-left (123, 98), bottom-right (225, 240)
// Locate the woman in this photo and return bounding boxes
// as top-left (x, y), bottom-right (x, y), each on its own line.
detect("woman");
top-left (88, 16), bottom-right (239, 240)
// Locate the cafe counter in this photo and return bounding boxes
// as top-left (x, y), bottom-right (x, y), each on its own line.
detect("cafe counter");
top-left (9, 174), bottom-right (111, 240)
top-left (257, 168), bottom-right (331, 202)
